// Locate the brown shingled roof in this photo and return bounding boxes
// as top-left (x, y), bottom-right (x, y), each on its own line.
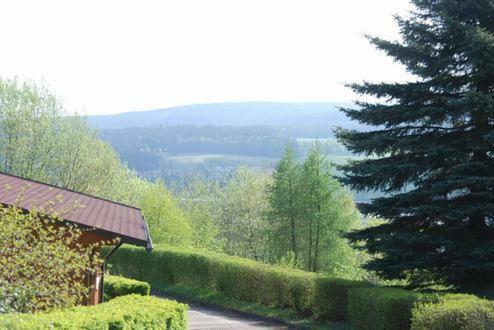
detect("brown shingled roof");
top-left (0, 172), bottom-right (152, 250)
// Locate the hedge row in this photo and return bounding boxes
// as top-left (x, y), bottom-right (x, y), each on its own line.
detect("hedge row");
top-left (104, 274), bottom-right (150, 301)
top-left (348, 287), bottom-right (439, 330)
top-left (107, 245), bottom-right (369, 320)
top-left (108, 245), bottom-right (494, 329)
top-left (412, 294), bottom-right (494, 330)
top-left (0, 295), bottom-right (188, 329)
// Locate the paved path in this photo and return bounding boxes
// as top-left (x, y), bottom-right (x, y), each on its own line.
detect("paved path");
top-left (154, 292), bottom-right (288, 329)
top-left (187, 302), bottom-right (288, 330)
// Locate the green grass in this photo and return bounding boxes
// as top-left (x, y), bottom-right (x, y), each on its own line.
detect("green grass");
top-left (159, 287), bottom-right (349, 330)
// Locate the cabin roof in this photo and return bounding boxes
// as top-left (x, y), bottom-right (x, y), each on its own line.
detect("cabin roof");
top-left (0, 172), bottom-right (152, 250)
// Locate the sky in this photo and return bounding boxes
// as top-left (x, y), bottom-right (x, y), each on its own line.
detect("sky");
top-left (0, 0), bottom-right (412, 115)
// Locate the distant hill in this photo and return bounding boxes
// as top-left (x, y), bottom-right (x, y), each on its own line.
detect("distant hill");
top-left (88, 102), bottom-right (366, 133)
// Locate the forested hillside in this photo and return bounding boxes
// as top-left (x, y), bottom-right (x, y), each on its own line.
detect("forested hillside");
top-left (98, 125), bottom-right (364, 193)
top-left (90, 102), bottom-right (380, 201)
top-left (90, 102), bottom-right (370, 188)
top-left (100, 125), bottom-right (291, 173)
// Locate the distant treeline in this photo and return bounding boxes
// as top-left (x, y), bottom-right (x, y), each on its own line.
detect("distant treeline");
top-left (98, 125), bottom-right (384, 202)
top-left (101, 125), bottom-right (287, 168)
top-left (99, 125), bottom-right (353, 175)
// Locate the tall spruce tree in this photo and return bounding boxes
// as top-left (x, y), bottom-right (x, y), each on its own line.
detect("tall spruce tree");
top-left (336, 0), bottom-right (494, 292)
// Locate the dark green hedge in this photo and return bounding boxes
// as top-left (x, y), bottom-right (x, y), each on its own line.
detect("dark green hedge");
top-left (348, 287), bottom-right (439, 330)
top-left (107, 245), bottom-right (369, 320)
top-left (0, 294), bottom-right (187, 329)
top-left (104, 274), bottom-right (150, 300)
top-left (349, 288), bottom-right (494, 330)
top-left (412, 294), bottom-right (494, 330)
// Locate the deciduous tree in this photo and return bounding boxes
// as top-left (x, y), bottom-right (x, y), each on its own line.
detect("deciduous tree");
top-left (267, 145), bottom-right (301, 261)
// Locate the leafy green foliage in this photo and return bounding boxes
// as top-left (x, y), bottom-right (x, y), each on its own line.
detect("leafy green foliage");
top-left (0, 77), bottom-right (200, 249)
top-left (268, 145), bottom-right (361, 276)
top-left (0, 205), bottom-right (104, 313)
top-left (178, 167), bottom-right (272, 258)
top-left (335, 0), bottom-right (494, 292)
top-left (0, 283), bottom-right (35, 315)
top-left (0, 77), bottom-right (142, 205)
top-left (348, 287), bottom-right (439, 330)
top-left (107, 245), bottom-right (370, 321)
top-left (268, 145), bottom-right (302, 263)
top-left (0, 294), bottom-right (188, 329)
top-left (140, 180), bottom-right (192, 246)
top-left (299, 145), bottom-right (361, 274)
top-left (179, 148), bottom-right (362, 276)
top-left (103, 275), bottom-right (150, 301)
top-left (178, 179), bottom-right (223, 251)
top-left (218, 167), bottom-right (271, 259)
top-left (412, 294), bottom-right (494, 330)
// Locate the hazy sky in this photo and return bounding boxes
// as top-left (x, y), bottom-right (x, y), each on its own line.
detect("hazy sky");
top-left (0, 0), bottom-right (412, 115)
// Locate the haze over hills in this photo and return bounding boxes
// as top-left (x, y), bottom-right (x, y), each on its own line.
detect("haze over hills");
top-left (88, 102), bottom-right (366, 132)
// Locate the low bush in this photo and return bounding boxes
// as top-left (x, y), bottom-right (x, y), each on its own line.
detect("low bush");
top-left (412, 294), bottom-right (494, 330)
top-left (104, 274), bottom-right (150, 300)
top-left (107, 245), bottom-right (369, 320)
top-left (0, 294), bottom-right (188, 329)
top-left (347, 287), bottom-right (439, 330)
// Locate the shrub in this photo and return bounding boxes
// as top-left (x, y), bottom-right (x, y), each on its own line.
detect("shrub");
top-left (108, 245), bottom-right (494, 328)
top-left (107, 245), bottom-right (370, 320)
top-left (412, 294), bottom-right (494, 330)
top-left (0, 205), bottom-right (106, 313)
top-left (104, 275), bottom-right (150, 300)
top-left (0, 294), bottom-right (188, 329)
top-left (347, 287), bottom-right (439, 330)
top-left (0, 281), bottom-right (36, 314)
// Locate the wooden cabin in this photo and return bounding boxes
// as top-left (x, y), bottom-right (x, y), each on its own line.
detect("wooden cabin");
top-left (0, 172), bottom-right (153, 305)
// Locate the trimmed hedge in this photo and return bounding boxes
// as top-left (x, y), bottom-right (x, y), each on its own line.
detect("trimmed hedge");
top-left (107, 245), bottom-right (494, 329)
top-left (412, 294), bottom-right (494, 330)
top-left (107, 245), bottom-right (370, 320)
top-left (104, 274), bottom-right (150, 300)
top-left (348, 287), bottom-right (439, 330)
top-left (0, 294), bottom-right (188, 329)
